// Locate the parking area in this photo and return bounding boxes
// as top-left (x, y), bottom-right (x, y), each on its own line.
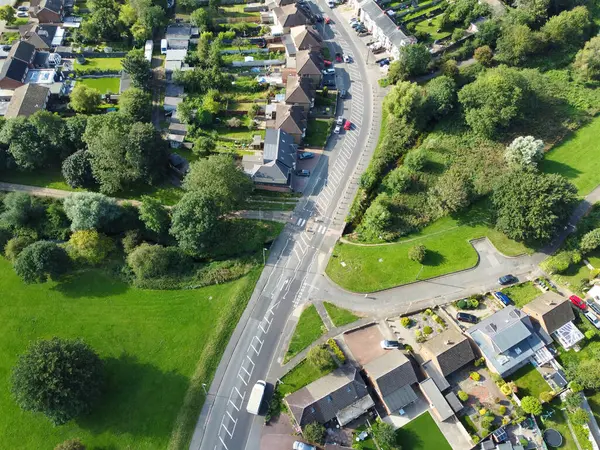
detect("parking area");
top-left (442, 296), bottom-right (502, 331)
top-left (291, 148), bottom-right (324, 193)
top-left (343, 323), bottom-right (388, 365)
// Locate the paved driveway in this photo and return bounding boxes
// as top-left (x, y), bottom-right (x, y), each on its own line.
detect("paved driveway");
top-left (343, 323), bottom-right (386, 365)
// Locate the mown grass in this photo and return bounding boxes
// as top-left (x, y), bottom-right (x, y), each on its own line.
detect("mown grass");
top-left (323, 302), bottom-right (360, 327)
top-left (396, 412), bottom-right (452, 450)
top-left (74, 57), bottom-right (124, 71)
top-left (539, 399), bottom-right (581, 450)
top-left (508, 364), bottom-right (547, 399)
top-left (304, 119), bottom-right (332, 148)
top-left (278, 353), bottom-right (336, 397)
top-left (0, 257), bottom-right (262, 450)
top-left (284, 305), bottom-right (326, 362)
top-left (501, 281), bottom-right (541, 308)
top-left (80, 77), bottom-right (120, 94)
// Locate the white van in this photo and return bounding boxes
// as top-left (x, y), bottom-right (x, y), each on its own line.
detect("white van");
top-left (246, 380), bottom-right (266, 415)
top-left (160, 39), bottom-right (168, 55)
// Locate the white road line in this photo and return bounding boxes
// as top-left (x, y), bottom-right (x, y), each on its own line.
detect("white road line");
top-left (293, 247), bottom-right (301, 261)
top-left (299, 218), bottom-right (306, 227)
top-left (300, 233), bottom-right (309, 247)
top-left (329, 171), bottom-right (342, 184)
top-left (219, 436), bottom-right (230, 449)
top-left (237, 373), bottom-right (248, 386)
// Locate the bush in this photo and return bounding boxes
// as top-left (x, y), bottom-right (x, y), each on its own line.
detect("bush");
top-left (479, 408), bottom-right (488, 415)
top-left (539, 391), bottom-right (554, 403)
top-left (121, 229), bottom-right (142, 254)
top-left (303, 422), bottom-right (325, 444)
top-left (468, 297), bottom-right (479, 309)
top-left (458, 390), bottom-right (469, 402)
top-left (499, 405), bottom-right (507, 415)
top-left (404, 344), bottom-right (413, 352)
top-left (569, 381), bottom-right (583, 393)
top-left (474, 357), bottom-right (486, 367)
top-left (55, 439), bottom-right (86, 450)
top-left (127, 243), bottom-right (192, 281)
top-left (401, 317), bottom-right (411, 328)
top-left (424, 308), bottom-right (433, 316)
top-left (481, 415), bottom-right (495, 430)
top-left (63, 192), bottom-right (121, 232)
top-left (307, 345), bottom-right (333, 371)
top-left (423, 325), bottom-right (433, 335)
top-left (4, 235), bottom-right (35, 261)
top-left (521, 396), bottom-right (542, 415)
top-left (569, 408), bottom-right (590, 427)
top-left (14, 241), bottom-right (71, 284)
top-left (404, 148), bottom-right (427, 171)
top-left (470, 372), bottom-right (481, 381)
top-left (62, 150), bottom-right (95, 189)
top-left (326, 338), bottom-right (346, 364)
top-left (67, 230), bottom-right (115, 265)
top-left (457, 299), bottom-right (468, 309)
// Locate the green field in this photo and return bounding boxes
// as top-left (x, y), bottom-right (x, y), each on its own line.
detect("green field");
top-left (305, 119), bottom-right (332, 148)
top-left (396, 412), bottom-right (452, 450)
top-left (0, 258), bottom-right (261, 450)
top-left (284, 305), bottom-right (325, 362)
top-left (323, 302), bottom-right (360, 327)
top-left (326, 204), bottom-right (531, 292)
top-left (74, 57), bottom-right (124, 71)
top-left (80, 77), bottom-right (120, 94)
top-left (541, 116), bottom-right (600, 196)
top-left (501, 282), bottom-right (541, 308)
top-left (508, 364), bottom-right (547, 399)
top-left (414, 15), bottom-right (451, 42)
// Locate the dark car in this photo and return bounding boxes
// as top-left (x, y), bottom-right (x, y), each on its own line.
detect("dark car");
top-left (296, 169), bottom-right (310, 177)
top-left (456, 312), bottom-right (478, 324)
top-left (498, 274), bottom-right (518, 285)
top-left (493, 291), bottom-right (512, 306)
top-left (298, 152), bottom-right (314, 160)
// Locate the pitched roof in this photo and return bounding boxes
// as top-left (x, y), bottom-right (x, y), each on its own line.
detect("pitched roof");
top-left (5, 84), bottom-right (49, 118)
top-left (274, 4), bottom-right (312, 28)
top-left (248, 129), bottom-right (297, 185)
top-left (290, 25), bottom-right (322, 51)
top-left (0, 58), bottom-right (28, 83)
top-left (274, 104), bottom-right (306, 135)
top-left (359, 0), bottom-right (411, 49)
top-left (39, 0), bottom-right (64, 14)
top-left (364, 351), bottom-right (419, 411)
top-left (523, 292), bottom-right (575, 335)
top-left (422, 328), bottom-right (475, 377)
top-left (285, 75), bottom-right (313, 104)
top-left (8, 41), bottom-right (36, 63)
top-left (419, 378), bottom-right (454, 421)
top-left (295, 50), bottom-right (322, 76)
top-left (285, 366), bottom-right (372, 426)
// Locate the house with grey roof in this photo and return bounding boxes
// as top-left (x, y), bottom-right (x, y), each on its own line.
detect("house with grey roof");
top-left (19, 24), bottom-right (62, 50)
top-left (523, 291), bottom-right (583, 349)
top-left (285, 366), bottom-right (375, 427)
top-left (419, 378), bottom-right (454, 421)
top-left (30, 0), bottom-right (65, 23)
top-left (291, 25), bottom-right (322, 52)
top-left (466, 306), bottom-right (553, 377)
top-left (421, 328), bottom-right (475, 387)
top-left (289, 50), bottom-right (323, 87)
top-left (242, 129), bottom-right (297, 190)
top-left (272, 104), bottom-right (307, 144)
top-left (273, 4), bottom-right (312, 33)
top-left (0, 41), bottom-right (37, 89)
top-left (364, 351), bottom-right (419, 415)
top-left (4, 83), bottom-right (50, 118)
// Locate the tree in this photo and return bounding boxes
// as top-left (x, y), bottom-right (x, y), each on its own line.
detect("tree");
top-left (55, 439), bottom-right (86, 450)
top-left (4, 235), bottom-right (36, 262)
top-left (495, 24), bottom-right (539, 65)
top-left (70, 84), bottom-right (101, 114)
top-left (360, 196), bottom-right (392, 240)
top-left (564, 391), bottom-right (583, 413)
top-left (458, 66), bottom-right (531, 137)
top-left (569, 359), bottom-right (600, 389)
top-left (62, 115), bottom-right (89, 154)
top-left (514, 0), bottom-right (550, 24)
top-left (384, 167), bottom-right (412, 193)
top-left (67, 230), bottom-right (115, 265)
top-left (139, 196), bottom-right (170, 236)
top-left (384, 81), bottom-right (424, 122)
top-left (119, 88), bottom-right (152, 122)
top-left (452, 28), bottom-right (465, 42)
top-left (474, 45), bottom-right (494, 66)
top-left (570, 408), bottom-right (590, 426)
top-left (183, 154), bottom-right (253, 211)
top-left (539, 391), bottom-right (554, 403)
top-left (373, 422), bottom-right (398, 449)
top-left (11, 338), bottom-right (103, 424)
top-left (303, 422), bottom-right (325, 445)
top-left (541, 6), bottom-right (590, 47)
top-left (63, 192), bottom-right (122, 231)
top-left (442, 59), bottom-right (459, 78)
top-left (0, 5), bottom-right (16, 24)
top-left (127, 243), bottom-right (191, 280)
top-left (505, 136), bottom-right (544, 167)
top-left (405, 149), bottom-right (428, 172)
top-left (581, 228), bottom-right (600, 253)
top-left (202, 89), bottom-right (222, 115)
top-left (81, 7), bottom-right (121, 41)
top-left (0, 117), bottom-right (49, 170)
top-left (408, 244), bottom-right (426, 263)
top-left (521, 396), bottom-right (542, 415)
top-left (475, 19), bottom-right (502, 47)
top-left (492, 169), bottom-right (577, 243)
top-left (389, 43), bottom-right (431, 82)
top-left (0, 192), bottom-right (42, 229)
top-left (170, 192), bottom-right (221, 256)
top-left (307, 345), bottom-right (332, 370)
top-left (62, 150), bottom-right (95, 189)
top-left (424, 76), bottom-right (456, 120)
top-left (122, 50), bottom-right (153, 90)
top-left (574, 36), bottom-right (600, 81)
top-left (190, 8), bottom-right (210, 31)
top-left (429, 166), bottom-right (473, 215)
top-left (193, 135), bottom-right (216, 156)
top-left (232, 37), bottom-right (245, 53)
top-left (14, 241), bottom-right (71, 284)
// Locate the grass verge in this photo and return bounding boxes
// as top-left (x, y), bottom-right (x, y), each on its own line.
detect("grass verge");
top-left (284, 305), bottom-right (325, 363)
top-left (278, 352), bottom-right (336, 397)
top-left (323, 302), bottom-right (360, 327)
top-left (501, 282), bottom-right (542, 308)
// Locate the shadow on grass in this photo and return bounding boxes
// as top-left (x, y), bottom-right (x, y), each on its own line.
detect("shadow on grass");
top-left (423, 250), bottom-right (445, 267)
top-left (396, 427), bottom-right (424, 448)
top-left (78, 352), bottom-right (189, 439)
top-left (540, 159), bottom-right (583, 181)
top-left (52, 269), bottom-right (129, 298)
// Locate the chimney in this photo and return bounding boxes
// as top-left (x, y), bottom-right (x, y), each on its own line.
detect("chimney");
top-left (444, 340), bottom-right (453, 346)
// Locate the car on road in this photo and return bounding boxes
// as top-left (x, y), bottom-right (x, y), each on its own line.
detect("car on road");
top-left (293, 441), bottom-right (316, 450)
top-left (335, 52), bottom-right (342, 63)
top-left (322, 68), bottom-right (335, 75)
top-left (246, 380), bottom-right (266, 415)
top-left (492, 291), bottom-right (512, 306)
top-left (298, 152), bottom-right (314, 160)
top-left (585, 311), bottom-right (600, 329)
top-left (328, 0), bottom-right (335, 6)
top-left (380, 340), bottom-right (400, 349)
top-left (16, 11), bottom-right (28, 17)
top-left (456, 312), bottom-right (478, 324)
top-left (17, 5), bottom-right (28, 11)
top-left (570, 295), bottom-right (586, 310)
top-left (334, 125), bottom-right (341, 134)
top-left (343, 120), bottom-right (352, 131)
top-left (498, 274), bottom-right (518, 285)
top-left (590, 301), bottom-right (600, 316)
top-left (336, 116), bottom-right (344, 126)
top-left (344, 54), bottom-right (352, 63)
top-left (339, 89), bottom-right (347, 98)
top-left (296, 169), bottom-right (310, 177)
top-left (324, 15), bottom-right (331, 24)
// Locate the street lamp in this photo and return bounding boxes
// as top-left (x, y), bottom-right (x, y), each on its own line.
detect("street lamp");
top-left (202, 383), bottom-right (208, 395)
top-left (263, 248), bottom-right (267, 266)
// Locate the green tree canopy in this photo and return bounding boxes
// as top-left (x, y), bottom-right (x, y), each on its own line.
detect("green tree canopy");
top-left (495, 24), bottom-right (539, 65)
top-left (122, 49), bottom-right (153, 90)
top-left (303, 422), bottom-right (325, 445)
top-left (67, 229), bottom-right (115, 265)
top-left (505, 135), bottom-right (544, 167)
top-left (0, 5), bottom-right (16, 24)
top-left (119, 87), bottom-right (152, 122)
top-left (388, 43), bottom-right (431, 82)
top-left (306, 346), bottom-right (333, 370)
top-left (384, 81), bottom-right (425, 123)
top-left (0, 192), bottom-right (43, 229)
top-left (541, 5), bottom-right (590, 47)
top-left (574, 36), bottom-right (600, 81)
top-left (580, 228), bottom-right (600, 254)
top-left (14, 241), bottom-right (71, 283)
top-left (424, 75), bottom-right (456, 120)
top-left (521, 396), bottom-right (543, 415)
top-left (62, 150), bottom-right (95, 189)
top-left (63, 192), bottom-right (122, 231)
top-left (139, 195), bottom-right (170, 236)
top-left (127, 243), bottom-right (191, 279)
top-left (0, 117), bottom-right (50, 170)
top-left (70, 84), bottom-right (101, 114)
top-left (11, 338), bottom-right (103, 424)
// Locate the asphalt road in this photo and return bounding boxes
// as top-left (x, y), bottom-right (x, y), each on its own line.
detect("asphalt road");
top-left (188, 2), bottom-right (381, 449)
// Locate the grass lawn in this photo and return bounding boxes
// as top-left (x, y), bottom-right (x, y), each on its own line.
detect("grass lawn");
top-left (0, 257), bottom-right (262, 450)
top-left (323, 302), bottom-right (360, 327)
top-left (215, 125), bottom-right (265, 143)
top-left (304, 119), bottom-right (332, 148)
top-left (74, 57), bottom-right (124, 71)
top-left (284, 305), bottom-right (325, 363)
top-left (508, 364), bottom-right (547, 399)
top-left (552, 249), bottom-right (600, 295)
top-left (539, 399), bottom-right (581, 450)
top-left (586, 390), bottom-right (600, 424)
top-left (326, 203), bottom-right (531, 292)
top-left (80, 77), bottom-right (120, 94)
top-left (541, 116), bottom-right (600, 196)
top-left (396, 412), bottom-right (452, 450)
top-left (501, 282), bottom-right (542, 308)
top-left (414, 16), bottom-right (451, 42)
top-left (278, 354), bottom-right (335, 397)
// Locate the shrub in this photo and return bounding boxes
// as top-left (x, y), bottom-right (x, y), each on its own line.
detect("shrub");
top-left (408, 244), bottom-right (426, 263)
top-left (479, 408), bottom-right (488, 415)
top-left (433, 315), bottom-right (446, 326)
top-left (424, 308), bottom-right (433, 316)
top-left (63, 192), bottom-right (121, 232)
top-left (501, 384), bottom-right (512, 396)
top-left (569, 408), bottom-right (590, 426)
top-left (521, 396), bottom-right (542, 415)
top-left (404, 148), bottom-right (427, 171)
top-left (303, 422), bottom-right (325, 444)
top-left (467, 297), bottom-right (479, 309)
top-left (404, 344), bottom-right (413, 352)
top-left (474, 357), bottom-right (486, 367)
top-left (127, 243), bottom-right (192, 281)
top-left (307, 345), bottom-right (333, 371)
top-left (499, 405), bottom-right (507, 415)
top-left (62, 150), bottom-right (94, 189)
top-left (470, 372), bottom-right (481, 381)
top-left (326, 338), bottom-right (346, 364)
top-left (14, 241), bottom-right (71, 284)
top-left (457, 299), bottom-right (468, 309)
top-left (519, 437), bottom-right (528, 447)
top-left (539, 391), bottom-right (554, 403)
top-left (67, 230), bottom-right (115, 265)
top-left (458, 390), bottom-right (469, 402)
top-left (121, 229), bottom-right (142, 254)
top-left (481, 415), bottom-right (495, 430)
top-left (401, 317), bottom-right (411, 327)
top-left (4, 235), bottom-right (35, 261)
top-left (55, 439), bottom-right (86, 450)
top-left (569, 381), bottom-right (583, 393)
top-left (423, 326), bottom-right (433, 335)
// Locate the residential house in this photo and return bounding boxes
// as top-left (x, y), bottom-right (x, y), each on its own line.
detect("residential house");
top-left (165, 49), bottom-right (187, 76)
top-left (0, 41), bottom-right (37, 89)
top-left (286, 50), bottom-right (322, 86)
top-left (284, 366), bottom-right (375, 427)
top-left (466, 306), bottom-right (553, 377)
top-left (291, 25), bottom-right (322, 52)
top-left (166, 24), bottom-right (193, 49)
top-left (273, 104), bottom-right (306, 144)
top-left (242, 129), bottom-right (297, 190)
top-left (30, 0), bottom-right (65, 23)
top-left (523, 291), bottom-right (584, 350)
top-left (421, 328), bottom-right (475, 390)
top-left (273, 4), bottom-right (312, 33)
top-left (363, 351), bottom-right (419, 415)
top-left (5, 84), bottom-right (50, 118)
top-left (419, 378), bottom-right (455, 422)
top-left (353, 0), bottom-right (413, 59)
top-left (285, 75), bottom-right (314, 112)
top-left (19, 24), bottom-right (64, 50)
top-left (267, 0), bottom-right (295, 8)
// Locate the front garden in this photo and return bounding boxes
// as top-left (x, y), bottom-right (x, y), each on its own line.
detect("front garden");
top-left (284, 305), bottom-right (326, 362)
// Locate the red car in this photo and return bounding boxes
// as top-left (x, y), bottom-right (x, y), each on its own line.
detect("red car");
top-left (570, 295), bottom-right (587, 310)
top-left (323, 59), bottom-right (332, 66)
top-left (343, 120), bottom-right (352, 131)
top-left (335, 53), bottom-right (342, 63)
top-left (324, 16), bottom-right (331, 24)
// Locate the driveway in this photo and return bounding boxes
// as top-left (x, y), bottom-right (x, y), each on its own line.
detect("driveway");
top-left (343, 323), bottom-right (387, 365)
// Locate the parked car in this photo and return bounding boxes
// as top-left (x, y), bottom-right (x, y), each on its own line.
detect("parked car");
top-left (315, 14), bottom-right (324, 22)
top-left (492, 291), bottom-right (512, 306)
top-left (328, 0), bottom-right (335, 7)
top-left (585, 311), bottom-right (600, 329)
top-left (298, 152), bottom-right (314, 160)
top-left (498, 274), bottom-right (518, 285)
top-left (570, 295), bottom-right (586, 310)
top-left (17, 5), bottom-right (28, 11)
top-left (324, 16), bottom-right (331, 24)
top-left (378, 58), bottom-right (390, 66)
top-left (296, 169), bottom-right (310, 177)
top-left (380, 340), bottom-right (400, 349)
top-left (339, 89), bottom-right (347, 98)
top-left (323, 59), bottom-right (332, 66)
top-left (343, 120), bottom-right (352, 131)
top-left (16, 11), bottom-right (28, 17)
top-left (334, 125), bottom-right (341, 134)
top-left (335, 52), bottom-right (342, 63)
top-left (372, 46), bottom-right (385, 53)
top-left (588, 301), bottom-right (600, 316)
top-left (336, 116), bottom-right (344, 126)
top-left (293, 442), bottom-right (316, 450)
top-left (356, 26), bottom-right (367, 33)
top-left (351, 21), bottom-right (362, 29)
top-left (349, 17), bottom-right (357, 24)
top-left (456, 312), bottom-right (478, 324)
top-left (322, 68), bottom-right (335, 75)
top-left (344, 54), bottom-right (352, 63)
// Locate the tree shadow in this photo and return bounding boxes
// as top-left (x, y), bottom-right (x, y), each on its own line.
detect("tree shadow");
top-left (395, 427), bottom-right (424, 448)
top-left (51, 268), bottom-right (129, 298)
top-left (423, 250), bottom-right (445, 267)
top-left (77, 352), bottom-right (189, 440)
top-left (539, 159), bottom-right (582, 181)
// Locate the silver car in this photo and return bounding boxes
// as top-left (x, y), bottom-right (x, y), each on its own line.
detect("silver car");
top-left (293, 442), bottom-right (316, 450)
